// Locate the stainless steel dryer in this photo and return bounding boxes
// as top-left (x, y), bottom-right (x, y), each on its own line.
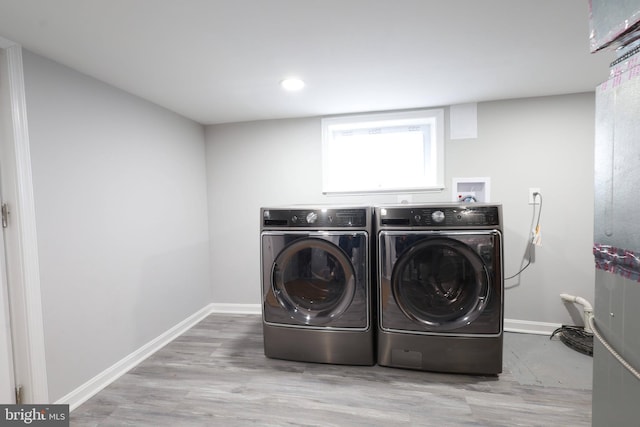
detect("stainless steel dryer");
top-left (261, 206), bottom-right (374, 365)
top-left (376, 203), bottom-right (503, 374)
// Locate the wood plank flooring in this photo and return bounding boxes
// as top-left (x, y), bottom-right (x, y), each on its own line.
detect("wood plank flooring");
top-left (71, 314), bottom-right (593, 426)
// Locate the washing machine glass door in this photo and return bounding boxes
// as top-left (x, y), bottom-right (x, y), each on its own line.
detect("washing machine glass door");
top-left (272, 237), bottom-right (356, 325)
top-left (391, 237), bottom-right (490, 331)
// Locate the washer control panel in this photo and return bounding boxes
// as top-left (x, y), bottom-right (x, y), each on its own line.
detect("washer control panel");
top-left (263, 208), bottom-right (368, 228)
top-left (379, 205), bottom-right (500, 227)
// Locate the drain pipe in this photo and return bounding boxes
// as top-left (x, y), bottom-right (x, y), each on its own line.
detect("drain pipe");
top-left (560, 293), bottom-right (640, 380)
top-left (559, 293), bottom-right (593, 333)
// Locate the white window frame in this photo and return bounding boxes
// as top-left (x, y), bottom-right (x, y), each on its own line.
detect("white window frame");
top-left (321, 109), bottom-right (445, 194)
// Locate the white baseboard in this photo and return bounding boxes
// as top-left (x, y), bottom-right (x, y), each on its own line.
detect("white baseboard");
top-left (504, 318), bottom-right (561, 336)
top-left (205, 308), bottom-right (560, 336)
top-left (206, 308), bottom-right (558, 336)
top-left (210, 303), bottom-right (261, 314)
top-left (57, 304), bottom-right (215, 411)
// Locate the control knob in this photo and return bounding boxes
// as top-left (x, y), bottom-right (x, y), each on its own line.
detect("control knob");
top-left (306, 212), bottom-right (318, 224)
top-left (431, 210), bottom-right (445, 223)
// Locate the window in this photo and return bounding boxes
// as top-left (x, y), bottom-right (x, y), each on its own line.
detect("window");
top-left (321, 109), bottom-right (444, 193)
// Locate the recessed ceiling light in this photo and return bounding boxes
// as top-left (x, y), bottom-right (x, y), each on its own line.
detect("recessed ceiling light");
top-left (280, 78), bottom-right (305, 91)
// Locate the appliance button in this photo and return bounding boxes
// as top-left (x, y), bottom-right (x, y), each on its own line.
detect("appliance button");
top-left (291, 215), bottom-right (298, 223)
top-left (306, 212), bottom-right (318, 224)
top-left (414, 214), bottom-right (421, 223)
top-left (432, 210), bottom-right (445, 223)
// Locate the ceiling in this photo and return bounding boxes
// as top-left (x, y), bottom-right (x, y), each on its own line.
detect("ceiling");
top-left (0, 0), bottom-right (616, 125)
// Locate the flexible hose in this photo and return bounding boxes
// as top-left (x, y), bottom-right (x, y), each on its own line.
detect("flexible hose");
top-left (588, 314), bottom-right (640, 381)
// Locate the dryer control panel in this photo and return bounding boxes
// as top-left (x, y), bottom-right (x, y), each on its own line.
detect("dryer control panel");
top-left (378, 205), bottom-right (501, 228)
top-left (262, 207), bottom-right (369, 228)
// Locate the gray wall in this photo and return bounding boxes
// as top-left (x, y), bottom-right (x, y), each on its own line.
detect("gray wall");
top-left (205, 92), bottom-right (596, 326)
top-left (22, 51), bottom-right (211, 401)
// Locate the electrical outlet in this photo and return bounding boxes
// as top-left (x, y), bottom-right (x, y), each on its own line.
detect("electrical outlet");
top-left (528, 188), bottom-right (541, 204)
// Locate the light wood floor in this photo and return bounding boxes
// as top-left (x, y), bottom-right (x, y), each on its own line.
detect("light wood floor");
top-left (71, 313), bottom-right (593, 426)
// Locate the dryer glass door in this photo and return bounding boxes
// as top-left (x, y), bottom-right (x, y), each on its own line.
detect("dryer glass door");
top-left (391, 236), bottom-right (490, 331)
top-left (265, 235), bottom-right (363, 326)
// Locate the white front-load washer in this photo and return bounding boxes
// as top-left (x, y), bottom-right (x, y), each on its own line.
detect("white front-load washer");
top-left (376, 203), bottom-right (504, 374)
top-left (261, 206), bottom-right (374, 365)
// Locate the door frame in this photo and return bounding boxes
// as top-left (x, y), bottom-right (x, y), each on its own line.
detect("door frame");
top-left (0, 199), bottom-right (15, 403)
top-left (0, 38), bottom-right (49, 404)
